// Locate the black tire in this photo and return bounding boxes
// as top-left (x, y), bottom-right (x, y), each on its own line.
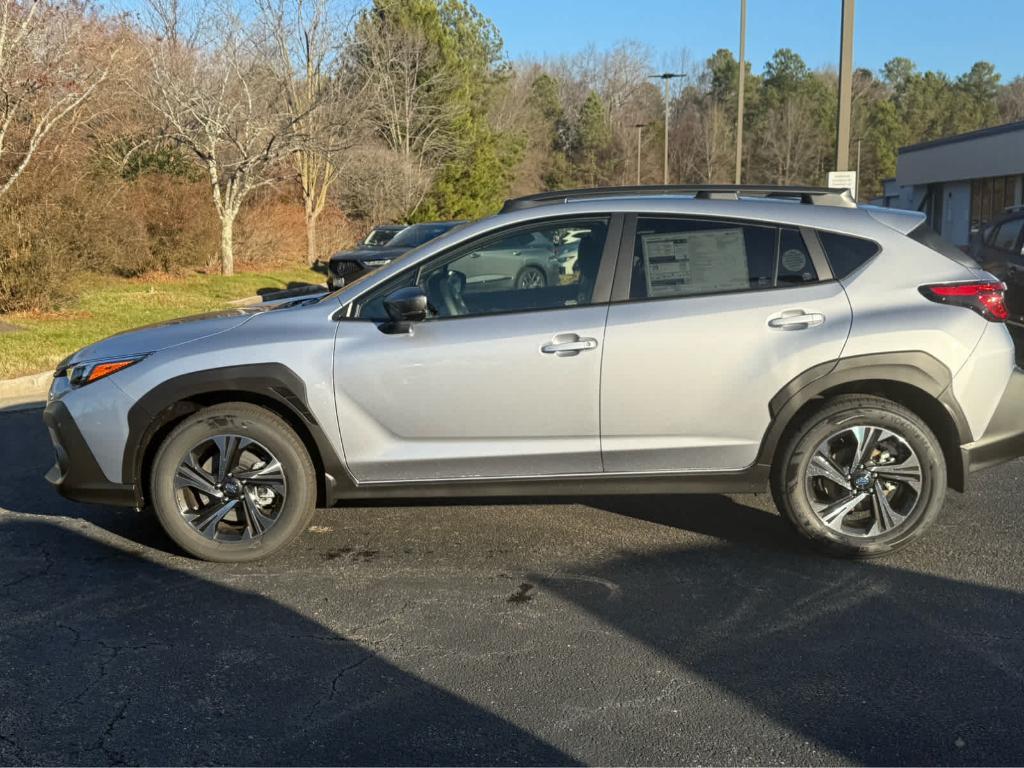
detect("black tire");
top-left (150, 403), bottom-right (316, 562)
top-left (770, 395), bottom-right (946, 558)
top-left (515, 265), bottom-right (547, 290)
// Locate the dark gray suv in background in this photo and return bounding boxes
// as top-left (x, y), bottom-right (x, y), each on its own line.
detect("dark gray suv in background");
top-left (327, 221), bottom-right (465, 289)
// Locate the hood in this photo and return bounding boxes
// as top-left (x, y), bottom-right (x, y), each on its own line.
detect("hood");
top-left (63, 306), bottom-right (265, 367)
top-left (330, 245), bottom-right (409, 263)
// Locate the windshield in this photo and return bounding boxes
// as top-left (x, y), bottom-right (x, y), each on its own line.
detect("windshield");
top-left (364, 228), bottom-right (399, 246)
top-left (388, 223), bottom-right (452, 248)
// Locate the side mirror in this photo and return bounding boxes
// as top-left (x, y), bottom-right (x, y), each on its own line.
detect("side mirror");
top-left (381, 285), bottom-right (428, 334)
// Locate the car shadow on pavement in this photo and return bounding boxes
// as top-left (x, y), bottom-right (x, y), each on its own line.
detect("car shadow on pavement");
top-left (534, 501), bottom-right (1024, 766)
top-left (0, 517), bottom-right (578, 766)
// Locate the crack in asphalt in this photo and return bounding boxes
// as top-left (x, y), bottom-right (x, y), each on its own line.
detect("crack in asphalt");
top-left (90, 698), bottom-right (131, 766)
top-left (1, 545), bottom-right (54, 589)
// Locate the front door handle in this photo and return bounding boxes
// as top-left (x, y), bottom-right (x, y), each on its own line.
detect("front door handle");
top-left (767, 310), bottom-right (825, 331)
top-left (541, 333), bottom-right (598, 356)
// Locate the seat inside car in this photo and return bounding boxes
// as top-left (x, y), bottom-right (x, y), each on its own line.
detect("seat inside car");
top-left (575, 233), bottom-right (602, 303)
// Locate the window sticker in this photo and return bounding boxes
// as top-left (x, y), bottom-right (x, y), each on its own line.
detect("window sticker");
top-left (781, 248), bottom-right (808, 273)
top-left (640, 228), bottom-right (749, 297)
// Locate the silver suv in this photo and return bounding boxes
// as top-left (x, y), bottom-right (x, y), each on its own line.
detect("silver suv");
top-left (44, 185), bottom-right (1024, 562)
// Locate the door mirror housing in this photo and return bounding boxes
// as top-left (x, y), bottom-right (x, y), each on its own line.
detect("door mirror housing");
top-left (381, 285), bottom-right (428, 334)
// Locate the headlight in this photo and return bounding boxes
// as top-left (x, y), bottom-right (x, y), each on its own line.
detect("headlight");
top-left (56, 355), bottom-right (146, 388)
top-left (362, 258), bottom-right (391, 267)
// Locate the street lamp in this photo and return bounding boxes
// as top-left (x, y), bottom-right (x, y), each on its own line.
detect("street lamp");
top-left (633, 122), bottom-right (650, 184)
top-left (649, 72), bottom-right (686, 185)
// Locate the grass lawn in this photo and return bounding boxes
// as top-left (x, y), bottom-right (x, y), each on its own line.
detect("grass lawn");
top-left (0, 265), bottom-right (323, 379)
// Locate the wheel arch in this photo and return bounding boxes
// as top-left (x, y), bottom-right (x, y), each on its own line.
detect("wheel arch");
top-left (759, 353), bottom-right (972, 491)
top-left (124, 364), bottom-right (345, 508)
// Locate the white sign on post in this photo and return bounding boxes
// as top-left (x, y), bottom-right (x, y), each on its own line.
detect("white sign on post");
top-left (827, 170), bottom-right (858, 199)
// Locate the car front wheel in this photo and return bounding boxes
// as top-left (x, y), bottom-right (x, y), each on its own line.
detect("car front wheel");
top-left (771, 395), bottom-right (946, 558)
top-left (150, 403), bottom-right (316, 562)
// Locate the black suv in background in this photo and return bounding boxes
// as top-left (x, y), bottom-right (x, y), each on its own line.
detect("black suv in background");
top-left (972, 207), bottom-right (1024, 317)
top-left (327, 221), bottom-right (465, 289)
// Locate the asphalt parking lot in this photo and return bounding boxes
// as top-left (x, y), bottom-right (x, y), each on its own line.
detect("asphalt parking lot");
top-left (2, 399), bottom-right (1024, 766)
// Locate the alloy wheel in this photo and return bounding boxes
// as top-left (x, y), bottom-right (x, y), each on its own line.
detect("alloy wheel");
top-left (804, 425), bottom-right (923, 538)
top-left (517, 268), bottom-right (545, 289)
top-left (173, 434), bottom-right (287, 542)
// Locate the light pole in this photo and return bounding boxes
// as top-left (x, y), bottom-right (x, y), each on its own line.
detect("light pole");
top-left (649, 72), bottom-right (685, 184)
top-left (735, 0), bottom-right (746, 184)
top-left (633, 122), bottom-right (650, 184)
top-left (835, 0), bottom-right (855, 171)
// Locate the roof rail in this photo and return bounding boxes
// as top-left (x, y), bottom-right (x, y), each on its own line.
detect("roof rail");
top-left (500, 184), bottom-right (857, 213)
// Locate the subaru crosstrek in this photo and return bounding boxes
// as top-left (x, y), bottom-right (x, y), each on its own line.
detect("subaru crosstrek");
top-left (44, 185), bottom-right (1024, 562)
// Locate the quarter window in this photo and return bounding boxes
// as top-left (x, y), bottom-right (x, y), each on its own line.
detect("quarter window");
top-left (818, 231), bottom-right (880, 278)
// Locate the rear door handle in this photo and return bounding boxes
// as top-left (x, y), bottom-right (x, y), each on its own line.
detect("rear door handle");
top-left (768, 310), bottom-right (825, 331)
top-left (541, 333), bottom-right (598, 356)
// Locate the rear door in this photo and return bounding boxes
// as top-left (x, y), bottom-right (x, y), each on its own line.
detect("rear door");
top-left (600, 215), bottom-right (853, 472)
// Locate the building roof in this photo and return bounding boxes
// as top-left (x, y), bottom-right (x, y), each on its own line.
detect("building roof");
top-left (899, 120), bottom-right (1024, 155)
top-left (895, 120), bottom-right (1024, 186)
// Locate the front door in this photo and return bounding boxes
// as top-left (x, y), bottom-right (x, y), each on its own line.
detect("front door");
top-left (334, 217), bottom-right (616, 483)
top-left (600, 216), bottom-right (853, 473)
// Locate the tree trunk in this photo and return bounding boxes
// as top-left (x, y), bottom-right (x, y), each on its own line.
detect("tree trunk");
top-left (220, 214), bottom-right (235, 276)
top-left (305, 206), bottom-right (319, 267)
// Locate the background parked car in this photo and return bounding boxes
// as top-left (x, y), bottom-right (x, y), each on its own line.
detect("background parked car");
top-left (360, 224), bottom-right (405, 247)
top-left (970, 207), bottom-right (1024, 317)
top-left (327, 221), bottom-right (465, 289)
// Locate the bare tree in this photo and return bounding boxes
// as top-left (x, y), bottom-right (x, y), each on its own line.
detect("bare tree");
top-left (144, 0), bottom-right (304, 274)
top-left (344, 15), bottom-right (462, 219)
top-left (259, 0), bottom-right (361, 266)
top-left (0, 0), bottom-right (118, 199)
top-left (759, 94), bottom-right (823, 185)
top-left (337, 144), bottom-right (430, 224)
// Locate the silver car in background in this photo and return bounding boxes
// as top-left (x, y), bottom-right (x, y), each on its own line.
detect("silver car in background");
top-left (44, 185), bottom-right (1024, 562)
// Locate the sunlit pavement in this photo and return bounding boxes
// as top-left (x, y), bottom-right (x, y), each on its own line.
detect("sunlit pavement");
top-left (2, 401), bottom-right (1023, 766)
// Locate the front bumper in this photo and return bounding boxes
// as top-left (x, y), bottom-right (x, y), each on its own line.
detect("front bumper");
top-left (961, 367), bottom-right (1024, 478)
top-left (327, 260), bottom-right (369, 289)
top-left (43, 399), bottom-right (135, 507)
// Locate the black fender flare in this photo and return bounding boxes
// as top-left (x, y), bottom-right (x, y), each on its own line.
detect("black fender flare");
top-left (757, 351), bottom-right (972, 489)
top-left (123, 363), bottom-right (348, 506)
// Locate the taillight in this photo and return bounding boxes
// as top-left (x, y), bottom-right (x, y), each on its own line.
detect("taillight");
top-left (919, 281), bottom-right (1009, 322)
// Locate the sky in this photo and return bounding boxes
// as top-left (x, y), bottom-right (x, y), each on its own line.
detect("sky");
top-left (472, 0), bottom-right (1024, 79)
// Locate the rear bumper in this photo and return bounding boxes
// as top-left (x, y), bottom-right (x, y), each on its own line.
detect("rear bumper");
top-left (43, 399), bottom-right (136, 507)
top-left (961, 367), bottom-right (1024, 479)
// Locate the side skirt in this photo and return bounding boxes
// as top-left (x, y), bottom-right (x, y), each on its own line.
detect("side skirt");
top-left (330, 464), bottom-right (770, 502)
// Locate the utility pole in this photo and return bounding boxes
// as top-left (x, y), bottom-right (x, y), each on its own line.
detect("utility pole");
top-left (650, 72), bottom-right (685, 184)
top-left (634, 123), bottom-right (649, 184)
top-left (835, 0), bottom-right (855, 171)
top-left (735, 0), bottom-right (746, 184)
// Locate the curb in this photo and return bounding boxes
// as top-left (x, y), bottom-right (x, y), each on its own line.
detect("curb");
top-left (0, 370), bottom-right (51, 400)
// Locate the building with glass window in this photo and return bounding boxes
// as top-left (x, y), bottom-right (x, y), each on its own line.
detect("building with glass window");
top-left (873, 120), bottom-right (1024, 247)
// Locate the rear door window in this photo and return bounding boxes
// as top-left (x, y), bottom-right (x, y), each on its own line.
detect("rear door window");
top-left (629, 218), bottom-right (776, 300)
top-left (777, 228), bottom-right (819, 285)
top-left (627, 218), bottom-right (820, 300)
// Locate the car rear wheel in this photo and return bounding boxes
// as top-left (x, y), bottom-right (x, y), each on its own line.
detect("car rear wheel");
top-left (150, 403), bottom-right (316, 562)
top-left (771, 395), bottom-right (946, 558)
top-left (515, 266), bottom-right (546, 290)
